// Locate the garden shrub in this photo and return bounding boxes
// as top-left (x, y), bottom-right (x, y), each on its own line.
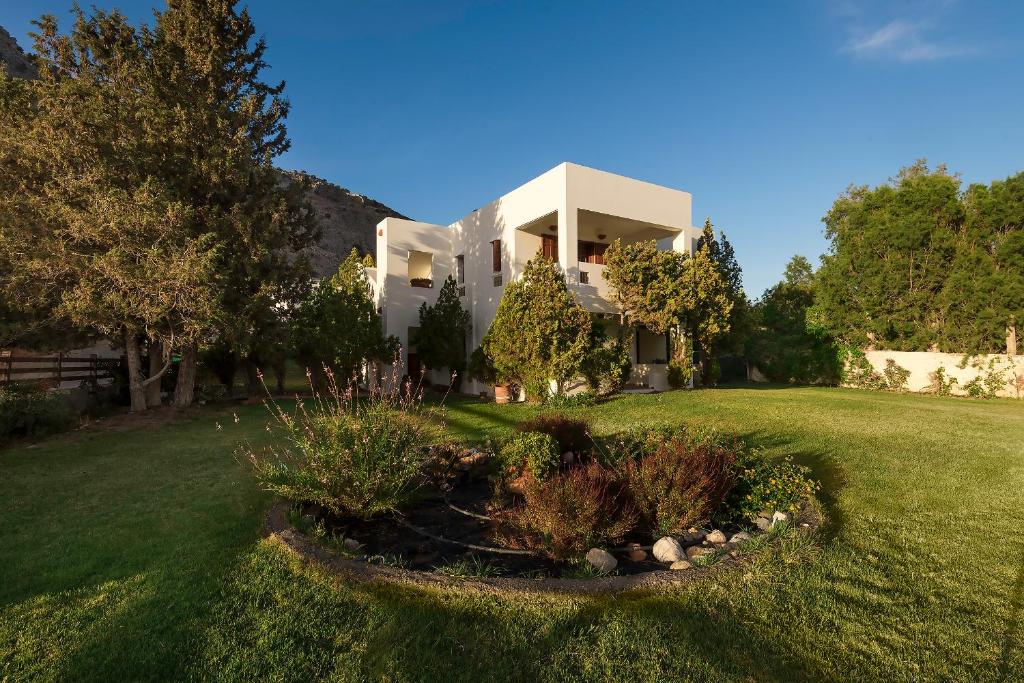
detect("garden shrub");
top-left (0, 383), bottom-right (73, 442)
top-left (518, 413), bottom-right (592, 454)
top-left (494, 461), bottom-right (637, 560)
top-left (581, 328), bottom-right (631, 395)
top-left (927, 366), bottom-right (958, 396)
top-left (840, 346), bottom-right (885, 390)
top-left (667, 359), bottom-right (694, 389)
top-left (497, 431), bottom-right (561, 480)
top-left (242, 366), bottom-right (433, 518)
top-left (720, 450), bottom-right (818, 523)
top-left (621, 436), bottom-right (737, 535)
top-left (882, 358), bottom-right (911, 392)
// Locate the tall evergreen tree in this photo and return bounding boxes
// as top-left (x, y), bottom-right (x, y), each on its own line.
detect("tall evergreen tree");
top-left (814, 160), bottom-right (960, 351)
top-left (695, 218), bottom-right (750, 361)
top-left (291, 249), bottom-right (393, 388)
top-left (0, 9), bottom-right (220, 411)
top-left (938, 172), bottom-right (1024, 353)
top-left (480, 256), bottom-right (592, 398)
top-left (411, 276), bottom-right (471, 387)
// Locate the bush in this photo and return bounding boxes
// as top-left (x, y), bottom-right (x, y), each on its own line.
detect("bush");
top-left (494, 461), bottom-right (637, 560)
top-left (882, 358), bottom-right (910, 391)
top-left (518, 413), bottom-right (592, 454)
top-left (242, 365), bottom-right (433, 519)
top-left (720, 450), bottom-right (818, 523)
top-left (581, 328), bottom-right (631, 395)
top-left (667, 360), bottom-right (693, 389)
top-left (621, 437), bottom-right (737, 535)
top-left (497, 431), bottom-right (561, 480)
top-left (0, 383), bottom-right (73, 442)
top-left (467, 346), bottom-right (497, 385)
top-left (927, 366), bottom-right (958, 396)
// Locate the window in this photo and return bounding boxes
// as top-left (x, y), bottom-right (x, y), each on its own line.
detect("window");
top-left (408, 250), bottom-right (433, 288)
top-left (491, 239), bottom-right (501, 273)
top-left (456, 254), bottom-right (465, 284)
top-left (579, 270), bottom-right (590, 284)
top-left (578, 240), bottom-right (608, 264)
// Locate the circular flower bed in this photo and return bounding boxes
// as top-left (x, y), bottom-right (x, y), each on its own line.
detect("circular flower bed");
top-left (244, 380), bottom-right (822, 591)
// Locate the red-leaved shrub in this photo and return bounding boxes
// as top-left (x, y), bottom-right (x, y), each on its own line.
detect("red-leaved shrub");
top-left (493, 461), bottom-right (636, 560)
top-left (517, 413), bottom-right (592, 454)
top-left (622, 438), bottom-right (737, 535)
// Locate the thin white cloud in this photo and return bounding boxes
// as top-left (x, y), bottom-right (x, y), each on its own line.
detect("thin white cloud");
top-left (841, 12), bottom-right (978, 62)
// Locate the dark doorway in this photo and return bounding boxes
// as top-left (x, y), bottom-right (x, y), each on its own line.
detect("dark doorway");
top-left (407, 352), bottom-right (421, 381)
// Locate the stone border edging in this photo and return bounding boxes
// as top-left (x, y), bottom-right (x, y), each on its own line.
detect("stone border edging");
top-left (263, 501), bottom-right (822, 595)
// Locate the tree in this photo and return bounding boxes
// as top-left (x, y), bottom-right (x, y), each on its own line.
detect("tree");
top-left (411, 275), bottom-right (471, 387)
top-left (602, 238), bottom-right (683, 335)
top-left (748, 256), bottom-right (841, 384)
top-left (0, 10), bottom-right (220, 412)
top-left (480, 256), bottom-right (592, 398)
top-left (150, 0), bottom-right (319, 405)
top-left (938, 172), bottom-right (1024, 353)
top-left (695, 219), bottom-right (750, 359)
top-left (291, 249), bottom-right (393, 387)
top-left (814, 160), bottom-right (960, 351)
top-left (679, 243), bottom-right (733, 385)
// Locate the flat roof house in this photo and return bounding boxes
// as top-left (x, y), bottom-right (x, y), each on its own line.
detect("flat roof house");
top-left (372, 162), bottom-right (700, 394)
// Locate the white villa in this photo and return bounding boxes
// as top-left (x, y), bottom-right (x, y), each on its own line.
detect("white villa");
top-left (370, 162), bottom-right (701, 394)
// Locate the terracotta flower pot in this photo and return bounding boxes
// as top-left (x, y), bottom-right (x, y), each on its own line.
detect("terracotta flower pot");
top-left (494, 384), bottom-right (511, 404)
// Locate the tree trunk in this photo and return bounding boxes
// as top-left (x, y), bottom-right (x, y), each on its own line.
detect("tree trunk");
top-left (146, 339), bottom-right (162, 408)
top-left (173, 343), bottom-right (198, 407)
top-left (245, 357), bottom-right (262, 397)
top-left (124, 329), bottom-right (147, 413)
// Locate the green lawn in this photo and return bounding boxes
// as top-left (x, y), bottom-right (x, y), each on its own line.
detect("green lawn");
top-left (1, 387), bottom-right (1022, 681)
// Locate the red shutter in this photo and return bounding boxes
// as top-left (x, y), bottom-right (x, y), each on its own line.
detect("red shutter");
top-left (491, 240), bottom-right (501, 272)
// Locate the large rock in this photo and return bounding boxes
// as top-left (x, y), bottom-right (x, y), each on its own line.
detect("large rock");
top-left (585, 548), bottom-right (617, 573)
top-left (669, 560), bottom-right (692, 570)
top-left (729, 531), bottom-right (753, 543)
top-left (706, 529), bottom-right (727, 544)
top-left (652, 536), bottom-right (685, 563)
top-left (771, 511), bottom-right (792, 527)
top-left (686, 545), bottom-right (712, 560)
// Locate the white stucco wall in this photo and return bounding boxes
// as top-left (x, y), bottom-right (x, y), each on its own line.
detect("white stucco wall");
top-left (860, 351), bottom-right (1024, 398)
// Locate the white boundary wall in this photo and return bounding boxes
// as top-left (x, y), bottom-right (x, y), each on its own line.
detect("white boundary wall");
top-left (861, 351), bottom-right (1024, 398)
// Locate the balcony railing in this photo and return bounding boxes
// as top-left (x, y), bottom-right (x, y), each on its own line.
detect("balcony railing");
top-left (409, 278), bottom-right (433, 288)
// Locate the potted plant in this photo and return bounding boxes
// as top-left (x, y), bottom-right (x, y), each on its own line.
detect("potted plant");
top-left (469, 347), bottom-right (510, 403)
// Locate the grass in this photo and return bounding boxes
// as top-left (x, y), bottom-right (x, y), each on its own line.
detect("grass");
top-left (1, 386), bottom-right (1022, 681)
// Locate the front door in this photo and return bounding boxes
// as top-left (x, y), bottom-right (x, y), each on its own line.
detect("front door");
top-left (541, 234), bottom-right (558, 261)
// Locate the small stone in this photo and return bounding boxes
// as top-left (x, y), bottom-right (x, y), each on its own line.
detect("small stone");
top-left (706, 529), bottom-right (727, 544)
top-left (626, 543), bottom-right (647, 562)
top-left (771, 511), bottom-right (792, 527)
top-left (343, 537), bottom-right (362, 552)
top-left (669, 560), bottom-right (692, 570)
top-left (680, 528), bottom-right (707, 545)
top-left (755, 516), bottom-right (772, 531)
top-left (652, 536), bottom-right (686, 563)
top-left (729, 532), bottom-right (752, 543)
top-left (686, 545), bottom-right (712, 559)
top-left (585, 548), bottom-right (617, 573)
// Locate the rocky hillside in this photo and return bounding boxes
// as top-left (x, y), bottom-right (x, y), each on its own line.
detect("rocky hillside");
top-left (0, 26), bottom-right (35, 78)
top-left (288, 171), bottom-right (408, 278)
top-left (0, 24), bottom-right (407, 279)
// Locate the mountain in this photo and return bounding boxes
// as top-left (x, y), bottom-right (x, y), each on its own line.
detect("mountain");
top-left (286, 171), bottom-right (408, 278)
top-left (0, 24), bottom-right (407, 279)
top-left (0, 26), bottom-right (35, 78)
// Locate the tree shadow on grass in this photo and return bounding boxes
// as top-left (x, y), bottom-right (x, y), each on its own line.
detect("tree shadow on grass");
top-left (999, 546), bottom-right (1024, 680)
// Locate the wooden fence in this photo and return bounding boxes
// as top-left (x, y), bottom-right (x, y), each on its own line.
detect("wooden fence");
top-left (0, 354), bottom-right (122, 388)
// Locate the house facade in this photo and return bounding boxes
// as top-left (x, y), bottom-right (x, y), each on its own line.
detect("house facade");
top-left (371, 162), bottom-right (700, 394)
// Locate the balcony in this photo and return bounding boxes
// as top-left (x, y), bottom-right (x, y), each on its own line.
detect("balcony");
top-left (408, 250), bottom-right (433, 288)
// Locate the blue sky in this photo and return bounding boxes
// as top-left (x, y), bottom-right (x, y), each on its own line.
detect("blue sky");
top-left (3, 1), bottom-right (1022, 296)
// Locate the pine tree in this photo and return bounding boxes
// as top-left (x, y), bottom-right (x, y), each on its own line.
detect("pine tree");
top-left (411, 276), bottom-right (471, 387)
top-left (291, 249), bottom-right (393, 387)
top-left (480, 256), bottom-right (592, 398)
